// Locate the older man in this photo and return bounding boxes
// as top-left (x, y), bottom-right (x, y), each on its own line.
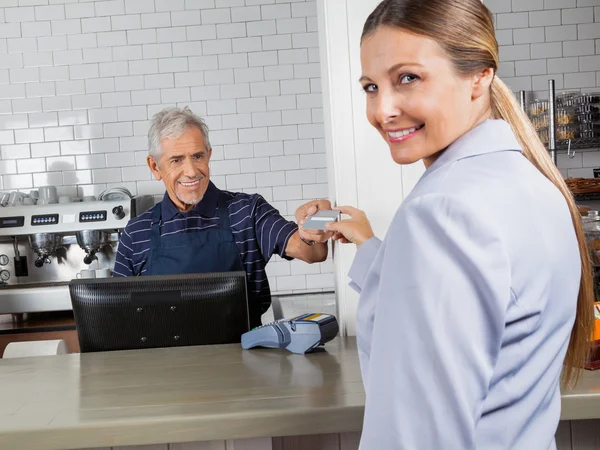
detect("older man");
top-left (114, 107), bottom-right (332, 327)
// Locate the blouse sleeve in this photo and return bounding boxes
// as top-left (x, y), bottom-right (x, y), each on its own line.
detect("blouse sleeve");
top-left (358, 193), bottom-right (511, 449)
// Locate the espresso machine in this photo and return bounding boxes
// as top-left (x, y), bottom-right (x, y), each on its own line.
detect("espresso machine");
top-left (0, 196), bottom-right (153, 314)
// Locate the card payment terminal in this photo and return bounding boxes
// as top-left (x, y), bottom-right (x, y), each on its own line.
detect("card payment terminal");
top-left (241, 313), bottom-right (339, 354)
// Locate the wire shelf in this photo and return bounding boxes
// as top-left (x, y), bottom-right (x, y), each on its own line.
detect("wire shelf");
top-left (556, 138), bottom-right (600, 151)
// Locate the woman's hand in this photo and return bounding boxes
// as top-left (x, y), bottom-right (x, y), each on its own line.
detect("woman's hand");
top-left (326, 206), bottom-right (375, 248)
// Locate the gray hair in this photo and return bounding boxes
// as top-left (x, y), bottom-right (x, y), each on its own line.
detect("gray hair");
top-left (148, 106), bottom-right (211, 161)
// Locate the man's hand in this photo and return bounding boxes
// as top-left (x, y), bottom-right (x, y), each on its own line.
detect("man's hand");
top-left (326, 206), bottom-right (374, 248)
top-left (295, 199), bottom-right (335, 244)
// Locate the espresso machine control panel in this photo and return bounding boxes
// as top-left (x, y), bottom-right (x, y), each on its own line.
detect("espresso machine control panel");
top-left (0, 197), bottom-right (153, 237)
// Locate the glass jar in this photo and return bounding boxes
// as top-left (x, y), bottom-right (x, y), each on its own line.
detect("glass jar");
top-left (583, 211), bottom-right (600, 266)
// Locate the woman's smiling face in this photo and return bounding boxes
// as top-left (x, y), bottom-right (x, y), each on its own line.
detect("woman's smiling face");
top-left (360, 26), bottom-right (490, 168)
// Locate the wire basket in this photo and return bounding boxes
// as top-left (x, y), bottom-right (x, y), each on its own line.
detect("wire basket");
top-left (566, 178), bottom-right (600, 195)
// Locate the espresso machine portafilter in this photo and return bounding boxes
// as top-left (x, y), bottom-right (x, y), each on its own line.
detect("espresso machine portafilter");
top-left (76, 230), bottom-right (111, 265)
top-left (29, 233), bottom-right (62, 268)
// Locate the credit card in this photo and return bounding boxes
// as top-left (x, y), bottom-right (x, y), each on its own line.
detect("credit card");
top-left (302, 210), bottom-right (340, 230)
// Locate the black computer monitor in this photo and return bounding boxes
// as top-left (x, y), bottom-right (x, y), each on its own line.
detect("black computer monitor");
top-left (69, 272), bottom-right (249, 353)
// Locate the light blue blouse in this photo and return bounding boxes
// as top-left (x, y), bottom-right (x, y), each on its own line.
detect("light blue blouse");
top-left (349, 120), bottom-right (581, 450)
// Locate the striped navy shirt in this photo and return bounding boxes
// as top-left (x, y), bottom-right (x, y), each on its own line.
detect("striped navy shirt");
top-left (114, 181), bottom-right (298, 318)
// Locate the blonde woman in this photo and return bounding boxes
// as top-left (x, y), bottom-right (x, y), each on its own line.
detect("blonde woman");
top-left (326, 0), bottom-right (594, 448)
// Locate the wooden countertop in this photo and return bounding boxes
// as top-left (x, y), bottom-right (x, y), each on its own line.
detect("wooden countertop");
top-left (0, 337), bottom-right (598, 450)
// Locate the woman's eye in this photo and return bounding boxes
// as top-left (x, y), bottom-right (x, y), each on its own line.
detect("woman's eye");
top-left (399, 74), bottom-right (419, 85)
top-left (362, 84), bottom-right (377, 93)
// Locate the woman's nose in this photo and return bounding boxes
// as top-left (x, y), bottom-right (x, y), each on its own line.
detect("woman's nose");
top-left (375, 93), bottom-right (401, 125)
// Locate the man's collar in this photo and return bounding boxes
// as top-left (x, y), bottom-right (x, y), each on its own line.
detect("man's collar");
top-left (160, 181), bottom-right (220, 221)
top-left (424, 119), bottom-right (522, 178)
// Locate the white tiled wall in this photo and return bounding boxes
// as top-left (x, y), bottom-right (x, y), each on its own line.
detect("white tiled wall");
top-left (0, 0), bottom-right (334, 294)
top-left (485, 0), bottom-right (600, 176)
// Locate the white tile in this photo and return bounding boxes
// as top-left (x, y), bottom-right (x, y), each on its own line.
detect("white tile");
top-left (83, 47), bottom-right (112, 63)
top-left (68, 64), bottom-right (98, 81)
top-left (63, 169), bottom-right (92, 185)
top-left (155, 0), bottom-right (185, 11)
top-left (231, 6), bottom-right (260, 22)
top-left (35, 5), bottom-right (66, 21)
top-left (90, 136), bottom-right (119, 153)
top-left (188, 55), bottom-right (219, 71)
top-left (80, 17), bottom-right (111, 33)
top-left (170, 10), bottom-right (200, 27)
top-left (60, 140), bottom-right (89, 155)
top-left (7, 37), bottom-right (37, 53)
top-left (0, 53), bottom-right (23, 69)
top-left (217, 23), bottom-right (246, 39)
top-left (92, 167), bottom-right (121, 183)
top-left (127, 28), bottom-right (156, 45)
top-left (53, 49), bottom-right (82, 65)
top-left (580, 55), bottom-right (600, 71)
top-left (232, 37), bottom-right (261, 53)
top-left (562, 7), bottom-right (594, 24)
top-left (496, 12), bottom-right (529, 29)
top-left (545, 25), bottom-right (577, 42)
top-left (0, 23), bottom-right (21, 39)
top-left (143, 42), bottom-right (172, 58)
top-left (224, 143), bottom-right (252, 159)
top-left (74, 124), bottom-right (103, 139)
top-left (262, 4), bottom-right (290, 20)
top-left (119, 135), bottom-right (146, 150)
top-left (65, 2), bottom-right (94, 19)
top-left (220, 83), bottom-right (250, 99)
top-left (105, 150), bottom-right (134, 167)
top-left (9, 67), bottom-right (39, 83)
top-left (267, 95), bottom-right (295, 111)
top-left (44, 125), bottom-right (73, 141)
top-left (31, 142), bottom-right (60, 157)
top-left (66, 33), bottom-right (98, 50)
top-left (101, 91), bottom-right (131, 107)
top-left (291, 1), bottom-right (315, 18)
top-left (262, 34), bottom-right (291, 52)
top-left (207, 98), bottom-right (237, 115)
top-left (95, 0), bottom-right (125, 17)
top-left (99, 61), bottom-right (128, 77)
top-left (4, 173), bottom-right (33, 189)
top-left (38, 34), bottom-right (67, 51)
top-left (111, 14), bottom-right (141, 31)
top-left (298, 123), bottom-right (323, 139)
top-left (204, 68), bottom-right (234, 84)
top-left (133, 119), bottom-right (150, 135)
top-left (136, 179), bottom-right (166, 195)
top-left (201, 8), bottom-right (230, 25)
top-left (129, 58), bottom-right (158, 75)
top-left (141, 12), bottom-right (171, 28)
top-left (23, 51), bottom-right (53, 67)
top-left (247, 19), bottom-right (276, 37)
top-left (548, 56), bottom-right (579, 73)
top-left (276, 18), bottom-right (305, 34)
top-left (222, 113), bottom-right (251, 129)
top-left (237, 96), bottom-right (266, 113)
top-left (174, 71), bottom-right (204, 87)
top-left (564, 71), bottom-right (597, 88)
top-left (499, 44), bottom-right (531, 61)
top-left (103, 121), bottom-right (132, 137)
top-left (234, 67), bottom-right (263, 83)
top-left (226, 173), bottom-right (255, 189)
top-left (42, 95), bottom-right (72, 111)
top-left (56, 80), bottom-right (85, 95)
top-left (28, 112), bottom-right (57, 128)
top-left (161, 87), bottom-right (190, 102)
top-left (57, 111), bottom-right (86, 128)
top-left (131, 88), bottom-right (161, 104)
top-left (544, 0), bottom-right (576, 8)
top-left (191, 85), bottom-right (221, 101)
top-left (530, 42), bottom-right (563, 59)
top-left (511, 0), bottom-right (543, 10)
top-left (563, 40), bottom-right (595, 57)
top-left (264, 64), bottom-right (293, 80)
top-left (255, 143), bottom-right (284, 161)
top-left (187, 24), bottom-right (218, 41)
top-left (1, 143), bottom-right (30, 159)
top-left (114, 75), bottom-right (144, 91)
top-left (158, 57), bottom-right (188, 73)
top-left (76, 153), bottom-right (106, 169)
top-left (292, 32), bottom-right (317, 49)
top-left (13, 97), bottom-right (44, 113)
top-left (125, 0), bottom-right (154, 14)
top-left (293, 63), bottom-right (319, 78)
top-left (50, 18), bottom-right (81, 35)
top-left (5, 6), bottom-right (35, 23)
top-left (249, 50), bottom-right (278, 67)
top-left (184, 0), bottom-right (214, 8)
top-left (579, 23), bottom-right (600, 39)
top-left (14, 127), bottom-right (43, 143)
top-left (513, 27), bottom-right (545, 44)
top-left (113, 44), bottom-right (143, 61)
top-left (251, 111), bottom-right (280, 127)
top-left (203, 38), bottom-right (232, 55)
top-left (284, 139), bottom-right (312, 155)
top-left (300, 153), bottom-right (325, 169)
top-left (282, 109), bottom-right (311, 125)
top-left (515, 59), bottom-right (547, 76)
top-left (121, 164), bottom-right (151, 181)
top-left (157, 26), bottom-right (186, 42)
top-left (145, 73), bottom-right (174, 88)
top-left (0, 114), bottom-right (28, 129)
top-left (238, 127), bottom-right (268, 143)
top-left (219, 53), bottom-right (248, 69)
